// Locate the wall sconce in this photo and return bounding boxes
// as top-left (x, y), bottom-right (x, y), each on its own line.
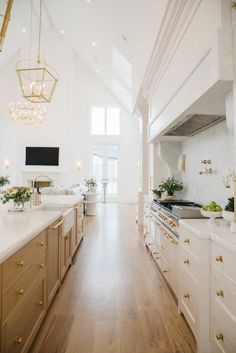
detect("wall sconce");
top-left (199, 160), bottom-right (212, 175)
top-left (4, 160), bottom-right (10, 169)
top-left (75, 161), bottom-right (81, 170)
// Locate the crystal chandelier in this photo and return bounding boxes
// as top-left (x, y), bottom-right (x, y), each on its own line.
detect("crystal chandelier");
top-left (9, 101), bottom-right (46, 124)
top-left (0, 0), bottom-right (13, 52)
top-left (16, 0), bottom-right (58, 103)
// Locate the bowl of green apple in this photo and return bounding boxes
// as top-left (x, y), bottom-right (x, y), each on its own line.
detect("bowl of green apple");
top-left (201, 201), bottom-right (222, 225)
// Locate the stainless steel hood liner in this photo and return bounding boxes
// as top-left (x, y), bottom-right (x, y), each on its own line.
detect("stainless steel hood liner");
top-left (164, 114), bottom-right (226, 137)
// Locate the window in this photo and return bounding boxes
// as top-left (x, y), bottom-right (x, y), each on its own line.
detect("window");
top-left (91, 144), bottom-right (119, 195)
top-left (91, 106), bottom-right (120, 135)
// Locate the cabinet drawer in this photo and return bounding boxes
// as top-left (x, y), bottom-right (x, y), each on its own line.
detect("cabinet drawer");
top-left (211, 242), bottom-right (236, 284)
top-left (3, 231), bottom-right (46, 290)
top-left (211, 317), bottom-right (236, 353)
top-left (179, 245), bottom-right (198, 282)
top-left (179, 225), bottom-right (201, 259)
top-left (2, 276), bottom-right (46, 353)
top-left (212, 269), bottom-right (236, 322)
top-left (180, 268), bottom-right (198, 328)
top-left (2, 253), bottom-right (46, 324)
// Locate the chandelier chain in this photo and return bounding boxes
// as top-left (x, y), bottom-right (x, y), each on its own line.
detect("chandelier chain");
top-left (37, 0), bottom-right (42, 63)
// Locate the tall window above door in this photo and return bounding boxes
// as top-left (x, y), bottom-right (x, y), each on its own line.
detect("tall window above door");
top-left (90, 106), bottom-right (120, 135)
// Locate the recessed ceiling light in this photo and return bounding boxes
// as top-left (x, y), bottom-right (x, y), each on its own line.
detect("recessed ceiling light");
top-left (60, 30), bottom-right (65, 34)
top-left (92, 42), bottom-right (96, 47)
top-left (22, 28), bottom-right (26, 33)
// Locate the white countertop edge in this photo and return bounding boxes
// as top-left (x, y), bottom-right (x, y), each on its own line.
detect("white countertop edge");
top-left (0, 210), bottom-right (62, 264)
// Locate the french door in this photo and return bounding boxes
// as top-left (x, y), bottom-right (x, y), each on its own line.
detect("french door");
top-left (91, 144), bottom-right (119, 196)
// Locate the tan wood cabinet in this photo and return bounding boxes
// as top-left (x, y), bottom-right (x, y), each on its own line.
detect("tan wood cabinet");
top-left (46, 217), bottom-right (62, 308)
top-left (0, 231), bottom-right (47, 353)
top-left (0, 202), bottom-right (85, 353)
top-left (59, 229), bottom-right (72, 281)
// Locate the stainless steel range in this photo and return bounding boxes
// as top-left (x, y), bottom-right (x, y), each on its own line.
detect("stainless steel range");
top-left (150, 199), bottom-right (203, 238)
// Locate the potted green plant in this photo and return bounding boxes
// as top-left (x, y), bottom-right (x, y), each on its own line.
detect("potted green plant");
top-left (159, 177), bottom-right (183, 200)
top-left (0, 175), bottom-right (10, 190)
top-left (1, 186), bottom-right (32, 211)
top-left (152, 188), bottom-right (163, 200)
top-left (84, 178), bottom-right (97, 193)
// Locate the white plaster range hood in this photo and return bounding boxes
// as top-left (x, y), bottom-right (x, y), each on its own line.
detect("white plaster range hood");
top-left (164, 114), bottom-right (226, 137)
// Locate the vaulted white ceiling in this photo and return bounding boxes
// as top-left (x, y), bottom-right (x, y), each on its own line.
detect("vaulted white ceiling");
top-left (0, 0), bottom-right (168, 111)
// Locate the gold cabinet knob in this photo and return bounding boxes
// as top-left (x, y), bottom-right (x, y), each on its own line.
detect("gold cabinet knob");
top-left (15, 337), bottom-right (23, 344)
top-left (17, 288), bottom-right (24, 295)
top-left (184, 293), bottom-right (190, 299)
top-left (216, 333), bottom-right (224, 341)
top-left (17, 260), bottom-right (24, 267)
top-left (216, 255), bottom-right (223, 262)
top-left (40, 242), bottom-right (47, 249)
top-left (216, 290), bottom-right (224, 297)
top-left (37, 300), bottom-right (43, 306)
top-left (39, 263), bottom-right (44, 269)
top-left (163, 270), bottom-right (168, 273)
top-left (184, 259), bottom-right (190, 265)
top-left (184, 239), bottom-right (190, 244)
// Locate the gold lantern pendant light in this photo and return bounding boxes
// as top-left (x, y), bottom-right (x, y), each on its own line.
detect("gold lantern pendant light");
top-left (16, 0), bottom-right (58, 103)
top-left (0, 0), bottom-right (14, 52)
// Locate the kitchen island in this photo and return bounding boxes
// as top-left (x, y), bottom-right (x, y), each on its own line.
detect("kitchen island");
top-left (0, 194), bottom-right (85, 353)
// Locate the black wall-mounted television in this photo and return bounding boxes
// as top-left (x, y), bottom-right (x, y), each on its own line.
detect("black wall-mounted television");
top-left (25, 147), bottom-right (59, 166)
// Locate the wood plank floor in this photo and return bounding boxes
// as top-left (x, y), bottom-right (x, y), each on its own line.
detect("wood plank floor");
top-left (30, 203), bottom-right (197, 353)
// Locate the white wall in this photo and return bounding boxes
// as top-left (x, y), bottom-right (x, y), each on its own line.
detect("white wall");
top-left (0, 30), bottom-right (139, 203)
top-left (181, 121), bottom-right (235, 207)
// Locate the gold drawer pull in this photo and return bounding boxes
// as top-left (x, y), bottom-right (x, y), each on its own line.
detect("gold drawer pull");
top-left (163, 270), bottom-right (168, 273)
top-left (39, 263), bottom-right (44, 269)
top-left (184, 239), bottom-right (190, 244)
top-left (49, 218), bottom-right (64, 230)
top-left (216, 255), bottom-right (223, 262)
top-left (17, 260), bottom-right (24, 267)
top-left (184, 259), bottom-right (190, 265)
top-left (216, 290), bottom-right (224, 297)
top-left (15, 337), bottom-right (23, 344)
top-left (17, 288), bottom-right (24, 295)
top-left (37, 300), bottom-right (43, 306)
top-left (216, 333), bottom-right (224, 341)
top-left (184, 293), bottom-right (190, 299)
top-left (39, 242), bottom-right (47, 249)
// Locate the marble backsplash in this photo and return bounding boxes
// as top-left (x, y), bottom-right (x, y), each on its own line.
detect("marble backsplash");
top-left (180, 121), bottom-right (235, 207)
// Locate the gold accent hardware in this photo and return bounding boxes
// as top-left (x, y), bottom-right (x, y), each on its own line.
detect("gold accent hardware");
top-left (216, 290), bottom-right (224, 297)
top-left (156, 256), bottom-right (160, 260)
top-left (184, 259), bottom-right (190, 265)
top-left (184, 293), bottom-right (190, 299)
top-left (216, 255), bottom-right (223, 262)
top-left (39, 263), bottom-right (44, 268)
top-left (163, 270), bottom-right (168, 273)
top-left (0, 0), bottom-right (14, 52)
top-left (216, 333), bottom-right (224, 341)
top-left (37, 300), bottom-right (43, 306)
top-left (184, 239), bottom-right (190, 244)
top-left (17, 288), bottom-right (24, 295)
top-left (15, 337), bottom-right (23, 344)
top-left (17, 260), bottom-right (24, 267)
top-left (49, 217), bottom-right (64, 230)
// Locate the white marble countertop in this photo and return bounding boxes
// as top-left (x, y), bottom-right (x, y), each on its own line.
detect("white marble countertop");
top-left (0, 194), bottom-right (84, 264)
top-left (0, 207), bottom-right (62, 263)
top-left (179, 218), bottom-right (236, 254)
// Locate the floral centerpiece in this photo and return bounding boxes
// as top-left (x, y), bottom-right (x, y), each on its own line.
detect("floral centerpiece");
top-left (1, 186), bottom-right (32, 211)
top-left (84, 178), bottom-right (97, 193)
